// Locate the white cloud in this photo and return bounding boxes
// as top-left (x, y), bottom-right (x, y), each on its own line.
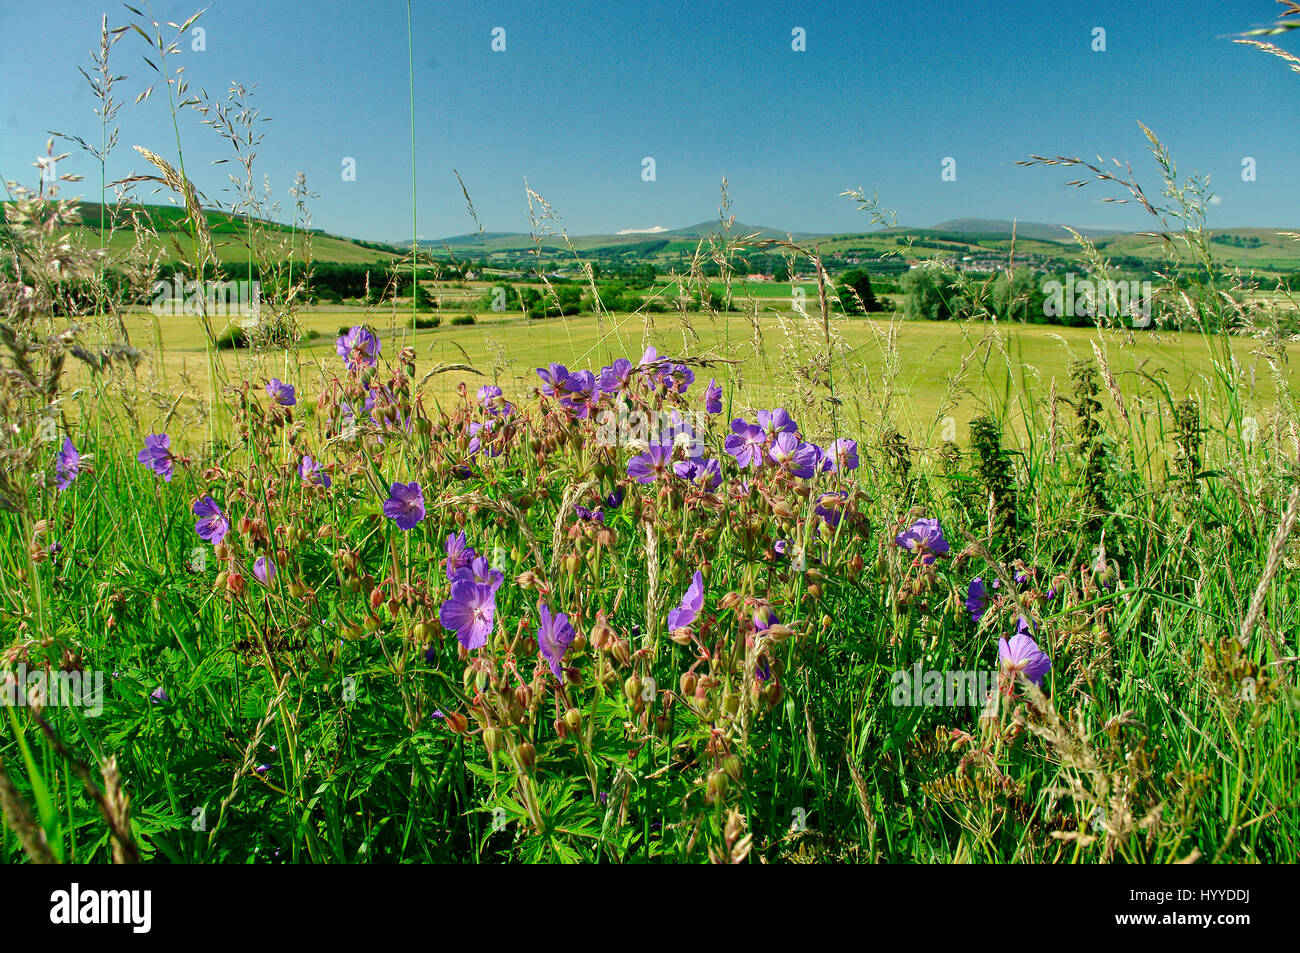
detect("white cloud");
top-left (615, 225), bottom-right (669, 235)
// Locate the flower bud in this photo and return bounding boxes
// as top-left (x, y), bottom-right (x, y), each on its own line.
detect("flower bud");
top-left (443, 711), bottom-right (469, 733)
top-left (563, 707), bottom-right (582, 732)
top-left (514, 741), bottom-right (536, 769)
top-left (483, 727), bottom-right (504, 752)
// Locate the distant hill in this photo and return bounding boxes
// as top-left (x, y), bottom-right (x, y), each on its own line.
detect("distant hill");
top-left (928, 219), bottom-right (1126, 242)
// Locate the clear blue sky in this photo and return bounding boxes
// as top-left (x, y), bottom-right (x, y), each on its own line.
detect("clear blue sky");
top-left (2, 0), bottom-right (1296, 241)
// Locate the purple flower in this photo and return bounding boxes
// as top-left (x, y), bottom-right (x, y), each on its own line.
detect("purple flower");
top-left (815, 490), bottom-right (848, 526)
top-left (667, 570), bottom-right (705, 632)
top-left (455, 555), bottom-right (504, 594)
top-left (193, 496), bottom-right (229, 545)
top-left (137, 433), bottom-right (174, 482)
top-left (439, 578), bottom-right (496, 650)
top-left (255, 764), bottom-right (270, 775)
top-left (537, 363), bottom-right (579, 400)
top-left (724, 420), bottom-right (767, 469)
top-left (999, 631), bottom-right (1052, 686)
top-left (444, 531), bottom-right (478, 580)
top-left (769, 432), bottom-right (817, 478)
top-left (336, 325), bottom-right (380, 370)
top-left (605, 486), bottom-right (625, 510)
top-left (150, 686), bottom-right (169, 704)
top-left (757, 408), bottom-right (797, 439)
top-left (599, 358), bottom-right (634, 395)
top-left (298, 455), bottom-right (331, 488)
top-left (828, 438), bottom-right (859, 472)
top-left (253, 556), bottom-right (276, 587)
top-left (467, 419), bottom-right (502, 457)
top-left (55, 437), bottom-right (80, 491)
top-left (266, 378), bottom-right (296, 406)
top-left (705, 378), bottom-right (723, 415)
top-left (753, 604), bottom-right (781, 633)
top-left (383, 481), bottom-right (425, 531)
top-left (627, 443), bottom-right (674, 483)
top-left (573, 504), bottom-right (605, 523)
top-left (537, 603), bottom-right (576, 680)
top-left (965, 577), bottom-right (993, 622)
top-left (895, 518), bottom-right (950, 565)
top-left (659, 363), bottom-right (694, 394)
top-left (561, 369), bottom-right (598, 418)
top-left (476, 384), bottom-right (512, 416)
top-left (674, 456), bottom-right (722, 490)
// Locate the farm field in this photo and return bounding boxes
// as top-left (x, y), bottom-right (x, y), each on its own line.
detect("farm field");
top-left (2, 0), bottom-right (1299, 881)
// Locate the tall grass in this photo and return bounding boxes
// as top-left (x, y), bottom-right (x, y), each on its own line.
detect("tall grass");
top-left (0, 5), bottom-right (1296, 864)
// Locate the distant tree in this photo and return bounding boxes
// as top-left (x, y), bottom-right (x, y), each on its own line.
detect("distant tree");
top-left (837, 267), bottom-right (882, 313)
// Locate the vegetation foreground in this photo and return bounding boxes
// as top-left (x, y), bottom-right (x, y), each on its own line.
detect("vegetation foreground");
top-left (1, 7), bottom-right (1298, 866)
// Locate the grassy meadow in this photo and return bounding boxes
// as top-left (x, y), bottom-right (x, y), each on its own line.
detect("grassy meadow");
top-left (2, 5), bottom-right (1299, 868)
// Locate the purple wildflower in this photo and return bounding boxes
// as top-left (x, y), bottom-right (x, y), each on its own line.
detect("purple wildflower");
top-left (705, 378), bottom-right (723, 415)
top-left (724, 420), bottom-right (767, 469)
top-left (599, 358), bottom-right (634, 395)
top-left (444, 532), bottom-right (477, 580)
top-left (895, 518), bottom-right (950, 565)
top-left (757, 408), bottom-right (797, 439)
top-left (769, 432), bottom-right (817, 478)
top-left (965, 577), bottom-right (993, 622)
top-left (266, 378), bottom-right (296, 406)
top-left (439, 578), bottom-right (496, 650)
top-left (455, 555), bottom-right (504, 594)
top-left (298, 455), bottom-right (331, 488)
top-left (137, 433), bottom-right (174, 482)
top-left (815, 490), bottom-right (849, 527)
top-left (192, 496), bottom-right (229, 545)
top-left (537, 603), bottom-right (576, 680)
top-left (55, 437), bottom-right (80, 491)
top-left (667, 570), bottom-right (705, 632)
top-left (383, 481), bottom-right (426, 531)
top-left (827, 438), bottom-right (859, 472)
top-left (605, 486), bottom-right (625, 509)
top-left (537, 363), bottom-right (579, 400)
top-left (674, 456), bottom-right (722, 490)
top-left (561, 369), bottom-right (598, 418)
top-left (999, 631), bottom-right (1052, 686)
top-left (627, 443), bottom-right (674, 483)
top-left (150, 686), bottom-right (169, 704)
top-left (253, 556), bottom-right (276, 587)
top-left (336, 325), bottom-right (380, 370)
top-left (477, 384), bottom-right (514, 417)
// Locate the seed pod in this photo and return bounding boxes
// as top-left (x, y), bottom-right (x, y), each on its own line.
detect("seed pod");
top-left (514, 741), bottom-right (536, 769)
top-left (563, 707), bottom-right (582, 732)
top-left (483, 727), bottom-right (504, 752)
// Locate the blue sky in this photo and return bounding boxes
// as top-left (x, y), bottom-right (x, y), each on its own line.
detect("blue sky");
top-left (2, 0), bottom-right (1296, 241)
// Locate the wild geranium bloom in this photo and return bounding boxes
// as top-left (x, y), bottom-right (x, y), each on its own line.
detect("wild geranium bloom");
top-left (598, 358), bottom-right (634, 395)
top-left (627, 443), bottom-right (674, 483)
top-left (674, 456), bottom-right (722, 490)
top-left (605, 486), bottom-right (625, 509)
top-left (724, 420), bottom-right (767, 469)
top-left (815, 490), bottom-right (849, 526)
top-left (150, 686), bottom-right (169, 704)
top-left (137, 433), bottom-right (174, 482)
top-left (253, 556), bottom-right (276, 587)
top-left (561, 369), bottom-right (598, 418)
top-left (705, 378), bottom-right (723, 415)
top-left (770, 432), bottom-right (817, 478)
top-left (667, 570), bottom-right (705, 632)
top-left (536, 363), bottom-right (578, 400)
top-left (468, 419), bottom-right (502, 457)
top-left (999, 630), bottom-right (1052, 686)
top-left (753, 604), bottom-right (781, 633)
top-left (895, 518), bottom-right (950, 565)
top-left (336, 325), bottom-right (380, 370)
top-left (55, 437), bottom-right (80, 491)
top-left (537, 603), bottom-right (576, 680)
top-left (965, 577), bottom-right (993, 622)
top-left (456, 555), bottom-right (505, 594)
top-left (298, 455), bottom-right (331, 488)
top-left (266, 378), bottom-right (296, 406)
top-left (444, 531), bottom-right (477, 580)
top-left (192, 496), bottom-right (229, 545)
top-left (828, 438), bottom-right (859, 472)
top-left (383, 481), bottom-right (426, 531)
top-left (477, 384), bottom-right (514, 417)
top-left (757, 408), bottom-right (797, 439)
top-left (439, 578), bottom-right (496, 650)
top-left (660, 363), bottom-right (694, 394)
